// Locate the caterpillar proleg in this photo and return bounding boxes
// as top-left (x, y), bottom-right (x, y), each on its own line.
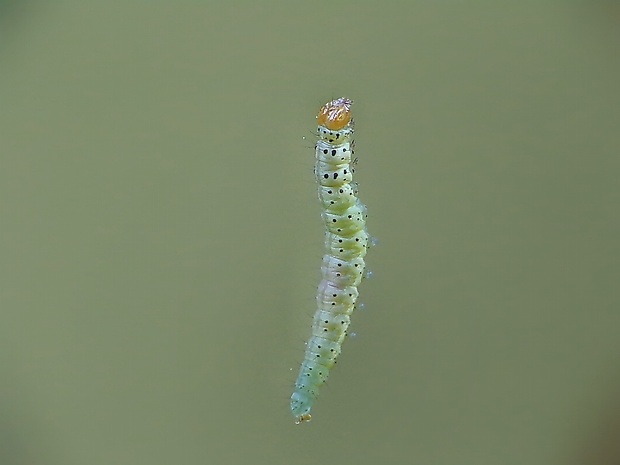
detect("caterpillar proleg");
top-left (290, 98), bottom-right (370, 424)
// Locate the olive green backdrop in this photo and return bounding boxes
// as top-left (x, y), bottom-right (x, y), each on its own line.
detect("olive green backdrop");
top-left (1, 2), bottom-right (619, 464)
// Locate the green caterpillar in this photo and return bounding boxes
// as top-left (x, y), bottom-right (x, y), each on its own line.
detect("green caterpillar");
top-left (291, 98), bottom-right (370, 424)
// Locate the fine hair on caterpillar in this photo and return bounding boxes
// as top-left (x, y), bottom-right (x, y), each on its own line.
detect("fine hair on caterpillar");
top-left (290, 97), bottom-right (371, 425)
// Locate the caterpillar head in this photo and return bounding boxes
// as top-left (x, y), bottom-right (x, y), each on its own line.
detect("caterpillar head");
top-left (317, 97), bottom-right (353, 131)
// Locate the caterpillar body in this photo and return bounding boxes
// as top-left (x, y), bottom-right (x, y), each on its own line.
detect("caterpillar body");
top-left (290, 98), bottom-right (370, 424)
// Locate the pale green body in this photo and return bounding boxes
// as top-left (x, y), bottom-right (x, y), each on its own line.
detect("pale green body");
top-left (290, 118), bottom-right (369, 423)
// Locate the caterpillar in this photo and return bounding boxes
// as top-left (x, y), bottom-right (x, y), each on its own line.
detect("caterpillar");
top-left (290, 97), bottom-right (370, 424)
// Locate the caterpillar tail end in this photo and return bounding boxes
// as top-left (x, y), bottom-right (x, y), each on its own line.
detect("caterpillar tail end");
top-left (295, 413), bottom-right (312, 425)
top-left (291, 391), bottom-right (313, 425)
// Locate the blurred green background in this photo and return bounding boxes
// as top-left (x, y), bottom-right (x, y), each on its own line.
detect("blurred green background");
top-left (1, 2), bottom-right (619, 464)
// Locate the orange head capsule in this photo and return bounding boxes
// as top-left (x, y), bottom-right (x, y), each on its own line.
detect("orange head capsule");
top-left (317, 97), bottom-right (353, 131)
